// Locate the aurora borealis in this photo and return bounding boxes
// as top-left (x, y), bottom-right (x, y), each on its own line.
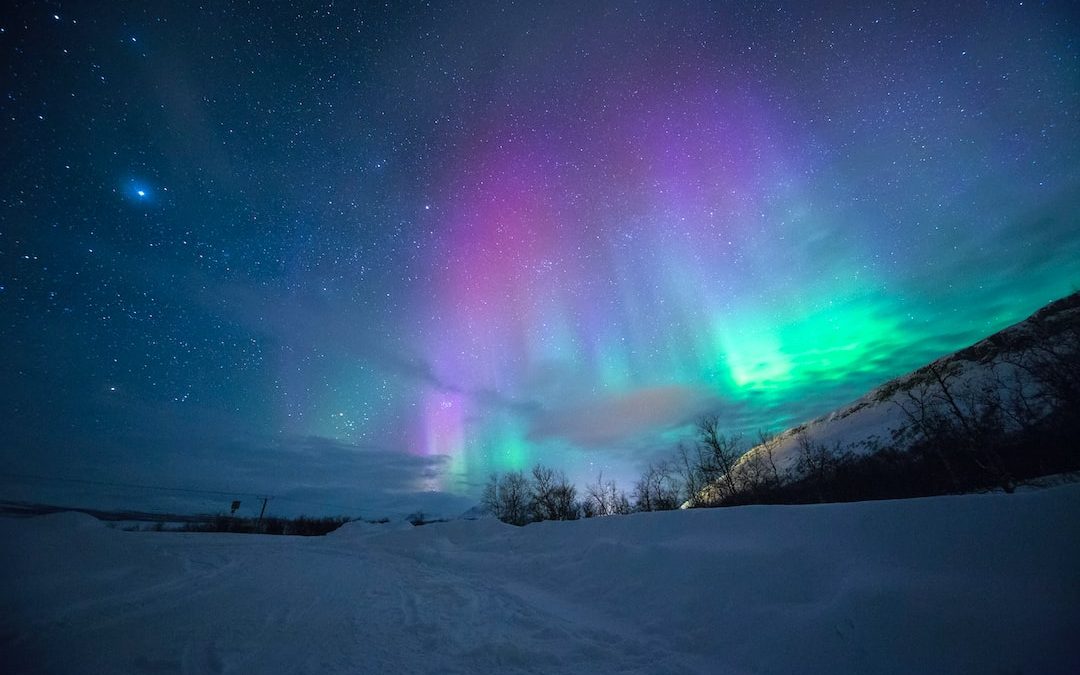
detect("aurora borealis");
top-left (2, 1), bottom-right (1079, 515)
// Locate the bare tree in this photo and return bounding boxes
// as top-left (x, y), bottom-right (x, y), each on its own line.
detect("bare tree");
top-left (696, 416), bottom-right (742, 502)
top-left (584, 472), bottom-right (631, 516)
top-left (612, 489), bottom-right (632, 515)
top-left (584, 473), bottom-right (606, 517)
top-left (988, 363), bottom-right (1041, 434)
top-left (1000, 318), bottom-right (1080, 434)
top-left (792, 431), bottom-right (839, 503)
top-left (550, 481), bottom-right (580, 520)
top-left (633, 460), bottom-right (680, 511)
top-left (894, 374), bottom-right (962, 491)
top-left (736, 430), bottom-right (784, 497)
top-left (757, 429), bottom-right (784, 488)
top-left (675, 442), bottom-right (706, 507)
top-left (529, 464), bottom-right (557, 521)
top-left (527, 464), bottom-right (579, 521)
top-left (580, 497), bottom-right (597, 518)
top-left (482, 471), bottom-right (532, 525)
top-left (894, 362), bottom-right (1014, 492)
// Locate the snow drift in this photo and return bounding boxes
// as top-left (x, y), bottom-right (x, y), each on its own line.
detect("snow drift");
top-left (2, 485), bottom-right (1078, 674)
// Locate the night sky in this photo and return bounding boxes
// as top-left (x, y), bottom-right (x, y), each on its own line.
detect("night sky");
top-left (2, 1), bottom-right (1078, 517)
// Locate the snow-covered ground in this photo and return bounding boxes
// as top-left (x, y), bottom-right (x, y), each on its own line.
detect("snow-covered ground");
top-left (2, 486), bottom-right (1078, 674)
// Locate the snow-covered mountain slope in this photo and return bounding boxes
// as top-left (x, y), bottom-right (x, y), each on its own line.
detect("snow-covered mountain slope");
top-left (735, 292), bottom-right (1080, 475)
top-left (2, 485), bottom-right (1078, 674)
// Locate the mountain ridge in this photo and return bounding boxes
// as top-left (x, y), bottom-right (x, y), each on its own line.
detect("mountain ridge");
top-left (734, 291), bottom-right (1080, 477)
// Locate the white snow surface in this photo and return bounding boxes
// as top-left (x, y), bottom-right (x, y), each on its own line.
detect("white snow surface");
top-left (2, 485), bottom-right (1079, 674)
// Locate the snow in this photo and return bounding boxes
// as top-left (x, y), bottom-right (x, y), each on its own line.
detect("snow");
top-left (734, 294), bottom-right (1080, 475)
top-left (3, 486), bottom-right (1079, 674)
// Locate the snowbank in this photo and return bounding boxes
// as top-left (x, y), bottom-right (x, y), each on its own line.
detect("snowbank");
top-left (2, 486), bottom-right (1078, 674)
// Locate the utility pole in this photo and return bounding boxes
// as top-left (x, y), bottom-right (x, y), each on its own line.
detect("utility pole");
top-left (256, 496), bottom-right (269, 531)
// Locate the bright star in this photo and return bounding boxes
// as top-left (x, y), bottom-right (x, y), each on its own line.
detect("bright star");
top-left (123, 178), bottom-right (155, 203)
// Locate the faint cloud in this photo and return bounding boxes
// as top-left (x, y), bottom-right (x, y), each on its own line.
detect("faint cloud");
top-left (527, 385), bottom-right (721, 449)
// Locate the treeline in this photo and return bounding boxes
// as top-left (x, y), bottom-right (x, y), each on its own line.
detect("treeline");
top-left (480, 418), bottom-right (778, 524)
top-left (482, 465), bottom-right (599, 526)
top-left (174, 515), bottom-right (355, 536)
top-left (483, 308), bottom-right (1080, 525)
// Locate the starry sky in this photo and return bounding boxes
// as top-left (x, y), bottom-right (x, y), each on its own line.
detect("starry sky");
top-left (2, 1), bottom-right (1078, 517)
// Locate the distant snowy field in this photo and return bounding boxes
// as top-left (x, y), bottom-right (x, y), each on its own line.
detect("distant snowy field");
top-left (2, 487), bottom-right (1078, 674)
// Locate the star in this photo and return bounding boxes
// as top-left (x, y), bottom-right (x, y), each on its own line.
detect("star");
top-left (123, 179), bottom-right (154, 203)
